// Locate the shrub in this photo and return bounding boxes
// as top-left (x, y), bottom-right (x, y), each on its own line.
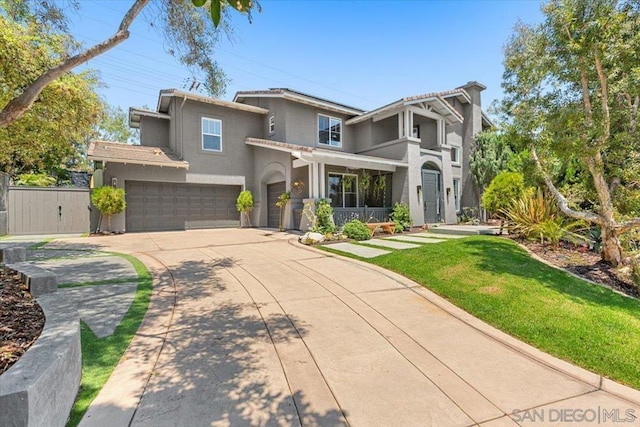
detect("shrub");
top-left (342, 219), bottom-right (371, 241)
top-left (236, 190), bottom-right (254, 227)
top-left (482, 171), bottom-right (526, 217)
top-left (630, 258), bottom-right (640, 289)
top-left (275, 191), bottom-right (291, 231)
top-left (91, 186), bottom-right (126, 231)
top-left (390, 202), bottom-right (412, 232)
top-left (15, 173), bottom-right (56, 187)
top-left (312, 199), bottom-right (336, 235)
top-left (504, 188), bottom-right (582, 246)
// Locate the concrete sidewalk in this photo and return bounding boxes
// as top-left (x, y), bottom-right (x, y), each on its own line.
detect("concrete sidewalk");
top-left (42, 229), bottom-right (639, 427)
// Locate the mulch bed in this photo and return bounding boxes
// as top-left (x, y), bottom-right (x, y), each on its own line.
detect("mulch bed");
top-left (0, 267), bottom-right (45, 375)
top-left (515, 239), bottom-right (639, 299)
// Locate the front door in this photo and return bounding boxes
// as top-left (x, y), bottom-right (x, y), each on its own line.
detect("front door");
top-left (267, 181), bottom-right (286, 228)
top-left (422, 170), bottom-right (441, 223)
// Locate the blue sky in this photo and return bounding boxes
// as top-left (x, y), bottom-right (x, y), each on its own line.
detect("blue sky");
top-left (71, 0), bottom-right (544, 113)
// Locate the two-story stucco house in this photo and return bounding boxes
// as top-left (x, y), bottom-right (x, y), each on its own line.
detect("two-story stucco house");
top-left (87, 82), bottom-right (491, 232)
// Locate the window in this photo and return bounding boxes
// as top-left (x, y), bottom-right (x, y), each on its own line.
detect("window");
top-left (451, 146), bottom-right (460, 164)
top-left (412, 125), bottom-right (420, 139)
top-left (202, 117), bottom-right (222, 152)
top-left (328, 173), bottom-right (358, 207)
top-left (318, 114), bottom-right (342, 147)
top-left (453, 178), bottom-right (461, 212)
top-left (268, 115), bottom-right (275, 134)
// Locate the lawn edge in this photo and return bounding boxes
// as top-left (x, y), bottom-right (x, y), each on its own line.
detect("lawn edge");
top-left (289, 238), bottom-right (640, 406)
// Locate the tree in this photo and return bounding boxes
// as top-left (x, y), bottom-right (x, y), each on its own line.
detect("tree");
top-left (500, 0), bottom-right (640, 266)
top-left (482, 171), bottom-right (526, 218)
top-left (96, 105), bottom-right (140, 144)
top-left (0, 0), bottom-right (259, 127)
top-left (0, 14), bottom-right (103, 177)
top-left (469, 130), bottom-right (513, 220)
top-left (236, 190), bottom-right (253, 227)
top-left (91, 186), bottom-right (126, 232)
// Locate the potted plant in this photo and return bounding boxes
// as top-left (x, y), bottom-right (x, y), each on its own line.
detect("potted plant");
top-left (91, 186), bottom-right (126, 233)
top-left (236, 190), bottom-right (254, 227)
top-left (359, 172), bottom-right (371, 194)
top-left (275, 191), bottom-right (291, 231)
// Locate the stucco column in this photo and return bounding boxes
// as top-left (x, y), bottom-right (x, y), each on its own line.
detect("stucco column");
top-left (406, 141), bottom-right (425, 226)
top-left (439, 146), bottom-right (457, 224)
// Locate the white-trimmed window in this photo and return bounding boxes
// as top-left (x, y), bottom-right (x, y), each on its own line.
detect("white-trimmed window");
top-left (202, 117), bottom-right (222, 152)
top-left (268, 115), bottom-right (275, 134)
top-left (328, 173), bottom-right (358, 207)
top-left (451, 146), bottom-right (460, 164)
top-left (318, 114), bottom-right (342, 147)
top-left (453, 178), bottom-right (461, 212)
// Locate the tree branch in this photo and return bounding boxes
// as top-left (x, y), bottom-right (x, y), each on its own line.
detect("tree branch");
top-left (617, 217), bottom-right (640, 233)
top-left (594, 49), bottom-right (610, 141)
top-left (531, 146), bottom-right (602, 224)
top-left (0, 0), bottom-right (150, 128)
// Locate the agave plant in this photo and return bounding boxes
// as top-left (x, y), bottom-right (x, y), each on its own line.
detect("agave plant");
top-left (503, 189), bottom-right (583, 246)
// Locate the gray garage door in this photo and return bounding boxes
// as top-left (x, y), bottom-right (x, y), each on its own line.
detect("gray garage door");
top-left (267, 181), bottom-right (286, 228)
top-left (125, 181), bottom-right (241, 232)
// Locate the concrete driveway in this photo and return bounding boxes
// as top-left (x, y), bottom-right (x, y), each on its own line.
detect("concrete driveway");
top-left (55, 229), bottom-right (639, 427)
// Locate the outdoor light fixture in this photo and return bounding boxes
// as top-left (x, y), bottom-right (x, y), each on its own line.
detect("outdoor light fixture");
top-left (292, 180), bottom-right (305, 194)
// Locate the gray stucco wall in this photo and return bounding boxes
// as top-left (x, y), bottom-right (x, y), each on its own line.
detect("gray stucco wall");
top-left (370, 116), bottom-right (398, 146)
top-left (139, 116), bottom-right (170, 148)
top-left (415, 117), bottom-right (438, 150)
top-left (460, 85), bottom-right (484, 211)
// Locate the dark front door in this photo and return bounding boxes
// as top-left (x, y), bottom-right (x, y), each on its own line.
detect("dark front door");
top-left (422, 171), bottom-right (441, 223)
top-left (267, 181), bottom-right (286, 228)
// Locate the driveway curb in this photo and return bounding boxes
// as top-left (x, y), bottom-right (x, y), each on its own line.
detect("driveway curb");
top-left (78, 252), bottom-right (178, 427)
top-left (292, 238), bottom-right (640, 406)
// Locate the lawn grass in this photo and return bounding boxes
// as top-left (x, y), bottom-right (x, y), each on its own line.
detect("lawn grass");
top-left (66, 253), bottom-right (152, 427)
top-left (322, 236), bottom-right (640, 390)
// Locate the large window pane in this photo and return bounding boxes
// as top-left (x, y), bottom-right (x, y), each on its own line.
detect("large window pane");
top-left (328, 174), bottom-right (342, 207)
top-left (319, 114), bottom-right (342, 147)
top-left (203, 134), bottom-right (221, 151)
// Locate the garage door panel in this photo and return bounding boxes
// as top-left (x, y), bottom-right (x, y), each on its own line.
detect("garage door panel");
top-left (125, 181), bottom-right (240, 232)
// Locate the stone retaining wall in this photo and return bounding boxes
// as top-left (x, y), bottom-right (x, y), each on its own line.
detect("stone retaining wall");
top-left (0, 288), bottom-right (81, 426)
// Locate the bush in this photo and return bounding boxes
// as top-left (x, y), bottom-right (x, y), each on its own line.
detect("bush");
top-left (504, 188), bottom-right (582, 245)
top-left (312, 199), bottom-right (336, 235)
top-left (236, 190), bottom-right (254, 227)
top-left (390, 202), bottom-right (412, 232)
top-left (482, 171), bottom-right (526, 217)
top-left (91, 186), bottom-right (126, 231)
top-left (342, 219), bottom-right (371, 241)
top-left (630, 258), bottom-right (640, 289)
top-left (15, 173), bottom-right (56, 187)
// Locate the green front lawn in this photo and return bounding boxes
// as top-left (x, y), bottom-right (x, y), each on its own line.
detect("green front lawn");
top-left (327, 236), bottom-right (640, 389)
top-left (66, 253), bottom-right (152, 427)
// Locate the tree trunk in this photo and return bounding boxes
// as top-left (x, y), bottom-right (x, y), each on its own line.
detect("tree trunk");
top-left (600, 225), bottom-right (623, 266)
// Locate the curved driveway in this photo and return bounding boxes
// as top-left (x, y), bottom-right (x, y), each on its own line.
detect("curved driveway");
top-left (69, 229), bottom-right (639, 427)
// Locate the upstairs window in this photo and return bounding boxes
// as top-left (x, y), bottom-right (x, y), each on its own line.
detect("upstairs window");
top-left (202, 118), bottom-right (222, 152)
top-left (268, 115), bottom-right (275, 134)
top-left (318, 114), bottom-right (342, 147)
top-left (451, 146), bottom-right (460, 164)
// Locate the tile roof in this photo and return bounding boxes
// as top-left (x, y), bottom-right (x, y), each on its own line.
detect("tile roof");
top-left (88, 141), bottom-right (189, 169)
top-left (234, 88), bottom-right (365, 115)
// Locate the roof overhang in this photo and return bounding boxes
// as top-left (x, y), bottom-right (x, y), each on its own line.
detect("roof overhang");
top-left (346, 96), bottom-right (462, 125)
top-left (88, 141), bottom-right (189, 169)
top-left (129, 108), bottom-right (171, 129)
top-left (234, 90), bottom-right (364, 116)
top-left (245, 137), bottom-right (407, 173)
top-left (482, 111), bottom-right (494, 128)
top-left (157, 89), bottom-right (269, 115)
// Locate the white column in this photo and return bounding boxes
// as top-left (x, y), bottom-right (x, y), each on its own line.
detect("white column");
top-left (406, 109), bottom-right (412, 138)
top-left (318, 162), bottom-right (325, 198)
top-left (310, 162), bottom-right (319, 198)
top-left (398, 112), bottom-right (404, 139)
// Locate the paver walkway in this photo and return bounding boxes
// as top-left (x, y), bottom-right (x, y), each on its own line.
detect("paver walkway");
top-left (38, 228), bottom-right (638, 427)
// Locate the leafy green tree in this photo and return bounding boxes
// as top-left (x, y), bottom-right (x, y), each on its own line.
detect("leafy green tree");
top-left (500, 0), bottom-right (640, 265)
top-left (469, 130), bottom-right (513, 219)
top-left (236, 190), bottom-right (254, 227)
top-left (96, 105), bottom-right (140, 144)
top-left (0, 0), bottom-right (259, 127)
top-left (0, 14), bottom-right (102, 177)
top-left (482, 172), bottom-right (526, 218)
top-left (91, 186), bottom-right (126, 232)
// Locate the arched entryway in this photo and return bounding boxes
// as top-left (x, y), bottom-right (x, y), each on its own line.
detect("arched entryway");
top-left (258, 162), bottom-right (287, 228)
top-left (421, 162), bottom-right (442, 223)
